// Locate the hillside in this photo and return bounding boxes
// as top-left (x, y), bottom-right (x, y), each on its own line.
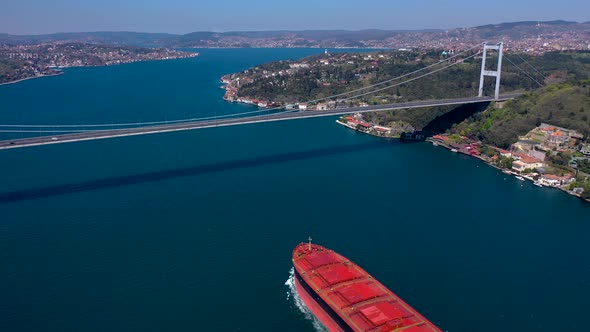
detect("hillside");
top-left (225, 50), bottom-right (590, 132)
top-left (451, 81), bottom-right (590, 148)
top-left (359, 51), bottom-right (590, 130)
top-left (230, 49), bottom-right (549, 105)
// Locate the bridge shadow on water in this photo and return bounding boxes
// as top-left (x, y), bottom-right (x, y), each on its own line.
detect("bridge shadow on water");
top-left (0, 140), bottom-right (398, 205)
top-left (422, 101), bottom-right (491, 135)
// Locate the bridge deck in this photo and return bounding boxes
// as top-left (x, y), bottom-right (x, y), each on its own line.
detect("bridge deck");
top-left (0, 94), bottom-right (519, 150)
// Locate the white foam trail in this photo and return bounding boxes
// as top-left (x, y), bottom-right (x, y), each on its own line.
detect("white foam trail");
top-left (285, 267), bottom-right (328, 332)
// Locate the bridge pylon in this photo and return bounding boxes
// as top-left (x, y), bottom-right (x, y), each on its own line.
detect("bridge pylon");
top-left (478, 42), bottom-right (503, 100)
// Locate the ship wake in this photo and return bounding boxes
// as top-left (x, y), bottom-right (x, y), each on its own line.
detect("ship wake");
top-left (285, 268), bottom-right (328, 332)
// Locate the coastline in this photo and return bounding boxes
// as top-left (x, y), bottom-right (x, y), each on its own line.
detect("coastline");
top-left (334, 117), bottom-right (589, 204)
top-left (0, 72), bottom-right (63, 87)
top-left (335, 119), bottom-right (399, 139)
top-left (1, 53), bottom-right (199, 88)
top-left (425, 137), bottom-right (590, 204)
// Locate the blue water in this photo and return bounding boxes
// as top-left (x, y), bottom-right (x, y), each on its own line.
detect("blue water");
top-left (1, 49), bottom-right (590, 332)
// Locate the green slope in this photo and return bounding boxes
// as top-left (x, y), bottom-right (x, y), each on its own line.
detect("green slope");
top-left (452, 81), bottom-right (590, 148)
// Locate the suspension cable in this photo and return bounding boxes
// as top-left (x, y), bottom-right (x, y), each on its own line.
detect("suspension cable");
top-left (303, 45), bottom-right (481, 104)
top-left (0, 45), bottom-right (482, 129)
top-left (504, 55), bottom-right (544, 87)
top-left (514, 53), bottom-right (547, 81)
top-left (340, 52), bottom-right (480, 101)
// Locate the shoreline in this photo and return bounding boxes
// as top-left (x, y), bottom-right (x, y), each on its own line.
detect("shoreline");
top-left (335, 119), bottom-right (399, 139)
top-left (425, 138), bottom-right (590, 204)
top-left (1, 53), bottom-right (199, 88)
top-left (0, 72), bottom-right (63, 87)
top-left (335, 118), bottom-right (589, 204)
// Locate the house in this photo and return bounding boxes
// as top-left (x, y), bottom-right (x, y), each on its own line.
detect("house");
top-left (346, 119), bottom-right (372, 131)
top-left (572, 187), bottom-right (585, 195)
top-left (538, 175), bottom-right (561, 187)
top-left (547, 131), bottom-right (568, 148)
top-left (373, 126), bottom-right (391, 135)
top-left (512, 154), bottom-right (545, 172)
top-left (539, 174), bottom-right (575, 187)
top-left (298, 103), bottom-right (308, 111)
top-left (357, 122), bottom-right (372, 131)
top-left (499, 149), bottom-right (512, 158)
top-left (289, 63), bottom-right (310, 69)
top-left (432, 135), bottom-right (449, 142)
top-left (580, 144), bottom-right (590, 156)
top-left (465, 145), bottom-right (481, 156)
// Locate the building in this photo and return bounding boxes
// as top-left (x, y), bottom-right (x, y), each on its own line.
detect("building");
top-left (289, 63), bottom-right (310, 69)
top-left (572, 187), bottom-right (585, 195)
top-left (539, 174), bottom-right (575, 187)
top-left (512, 154), bottom-right (545, 172)
top-left (499, 149), bottom-right (512, 158)
top-left (538, 175), bottom-right (561, 187)
top-left (316, 103), bottom-right (328, 111)
top-left (356, 122), bottom-right (372, 132)
top-left (547, 130), bottom-right (568, 148)
top-left (373, 126), bottom-right (391, 135)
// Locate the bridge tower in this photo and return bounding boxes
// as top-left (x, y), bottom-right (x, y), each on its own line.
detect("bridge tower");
top-left (478, 42), bottom-right (503, 100)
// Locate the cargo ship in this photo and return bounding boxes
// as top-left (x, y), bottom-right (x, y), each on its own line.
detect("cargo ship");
top-left (292, 240), bottom-right (442, 332)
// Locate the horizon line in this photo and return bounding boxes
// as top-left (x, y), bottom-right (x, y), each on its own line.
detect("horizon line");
top-left (1, 19), bottom-right (587, 36)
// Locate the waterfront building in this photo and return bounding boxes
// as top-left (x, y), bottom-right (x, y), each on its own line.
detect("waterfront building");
top-left (512, 155), bottom-right (545, 172)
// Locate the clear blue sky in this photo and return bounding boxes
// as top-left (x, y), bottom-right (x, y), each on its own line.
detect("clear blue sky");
top-left (2, 0), bottom-right (589, 34)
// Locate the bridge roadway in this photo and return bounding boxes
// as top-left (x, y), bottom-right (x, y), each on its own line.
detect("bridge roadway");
top-left (0, 94), bottom-right (519, 150)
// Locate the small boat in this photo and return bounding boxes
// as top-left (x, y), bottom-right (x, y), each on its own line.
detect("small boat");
top-left (515, 176), bottom-right (525, 181)
top-left (432, 142), bottom-right (439, 146)
top-left (502, 170), bottom-right (511, 174)
top-left (451, 148), bottom-right (458, 153)
top-left (534, 182), bottom-right (544, 187)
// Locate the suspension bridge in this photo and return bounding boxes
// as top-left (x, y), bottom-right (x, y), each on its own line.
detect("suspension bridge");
top-left (0, 43), bottom-right (541, 150)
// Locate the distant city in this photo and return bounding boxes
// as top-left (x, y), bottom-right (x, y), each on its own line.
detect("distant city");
top-left (0, 43), bottom-right (197, 85)
top-left (1, 20), bottom-right (589, 53)
top-left (1, 20), bottom-right (588, 85)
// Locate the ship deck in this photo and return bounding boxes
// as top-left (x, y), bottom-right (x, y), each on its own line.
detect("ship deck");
top-left (293, 243), bottom-right (441, 332)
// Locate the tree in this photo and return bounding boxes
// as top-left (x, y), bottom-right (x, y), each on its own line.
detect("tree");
top-left (497, 156), bottom-right (514, 169)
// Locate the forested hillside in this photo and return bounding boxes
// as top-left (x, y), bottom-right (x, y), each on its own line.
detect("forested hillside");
top-left (450, 81), bottom-right (590, 148)
top-left (236, 51), bottom-right (590, 105)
